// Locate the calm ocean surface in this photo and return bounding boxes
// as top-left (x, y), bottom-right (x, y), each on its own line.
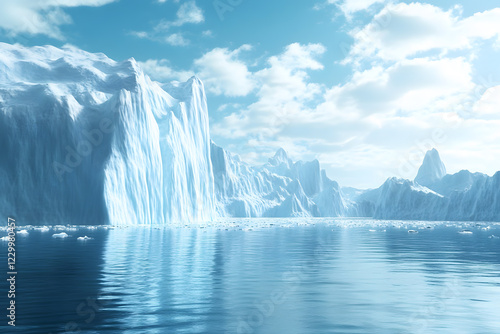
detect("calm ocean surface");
top-left (1, 219), bottom-right (500, 334)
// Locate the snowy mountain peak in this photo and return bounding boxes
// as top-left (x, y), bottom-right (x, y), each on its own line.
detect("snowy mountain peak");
top-left (414, 148), bottom-right (447, 187)
top-left (269, 148), bottom-right (290, 166)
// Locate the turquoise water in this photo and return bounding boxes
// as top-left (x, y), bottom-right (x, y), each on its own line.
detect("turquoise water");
top-left (1, 219), bottom-right (500, 333)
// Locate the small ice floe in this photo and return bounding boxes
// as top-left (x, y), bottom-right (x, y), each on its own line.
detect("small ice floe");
top-left (369, 229), bottom-right (377, 232)
top-left (489, 235), bottom-right (499, 239)
top-left (17, 230), bottom-right (29, 235)
top-left (459, 230), bottom-right (473, 235)
top-left (52, 232), bottom-right (69, 239)
top-left (77, 236), bottom-right (93, 241)
top-left (34, 226), bottom-right (50, 232)
top-left (0, 236), bottom-right (10, 241)
top-left (408, 230), bottom-right (418, 234)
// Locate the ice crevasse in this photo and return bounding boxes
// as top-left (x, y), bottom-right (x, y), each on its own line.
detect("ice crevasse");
top-left (0, 43), bottom-right (215, 225)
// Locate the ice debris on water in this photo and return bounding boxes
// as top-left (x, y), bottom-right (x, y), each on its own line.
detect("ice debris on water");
top-left (52, 232), bottom-right (69, 239)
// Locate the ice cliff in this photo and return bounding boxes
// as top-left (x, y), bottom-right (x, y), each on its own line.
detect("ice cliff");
top-left (0, 43), bottom-right (214, 225)
top-left (211, 143), bottom-right (346, 217)
top-left (347, 150), bottom-right (500, 222)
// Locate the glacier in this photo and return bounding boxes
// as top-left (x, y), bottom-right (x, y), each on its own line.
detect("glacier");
top-left (0, 43), bottom-right (498, 225)
top-left (211, 143), bottom-right (346, 217)
top-left (0, 43), bottom-right (214, 225)
top-left (347, 149), bottom-right (500, 222)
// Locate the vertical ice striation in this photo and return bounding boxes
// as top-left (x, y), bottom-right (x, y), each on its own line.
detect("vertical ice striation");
top-left (0, 43), bottom-right (214, 225)
top-left (211, 145), bottom-right (346, 217)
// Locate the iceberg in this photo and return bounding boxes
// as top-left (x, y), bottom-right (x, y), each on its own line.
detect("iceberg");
top-left (0, 43), bottom-right (214, 225)
top-left (52, 232), bottom-right (69, 238)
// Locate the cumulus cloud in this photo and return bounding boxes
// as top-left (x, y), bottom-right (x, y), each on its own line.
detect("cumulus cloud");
top-left (211, 43), bottom-right (326, 142)
top-left (324, 57), bottom-right (474, 117)
top-left (193, 44), bottom-right (256, 97)
top-left (137, 59), bottom-right (194, 82)
top-left (0, 0), bottom-right (117, 39)
top-left (346, 3), bottom-right (500, 62)
top-left (138, 44), bottom-right (254, 96)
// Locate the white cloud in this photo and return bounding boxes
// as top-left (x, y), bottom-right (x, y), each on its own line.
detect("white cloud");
top-left (155, 1), bottom-right (204, 30)
top-left (138, 59), bottom-right (194, 82)
top-left (130, 1), bottom-right (203, 46)
top-left (327, 0), bottom-right (386, 16)
top-left (473, 85), bottom-right (500, 119)
top-left (0, 0), bottom-right (117, 39)
top-left (202, 30), bottom-right (214, 38)
top-left (193, 44), bottom-right (255, 97)
top-left (324, 57), bottom-right (474, 117)
top-left (211, 43), bottom-right (326, 139)
top-left (164, 33), bottom-right (189, 46)
top-left (346, 3), bottom-right (500, 62)
top-left (138, 44), bottom-right (255, 93)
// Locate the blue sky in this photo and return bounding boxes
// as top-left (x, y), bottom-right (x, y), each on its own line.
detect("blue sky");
top-left (1, 0), bottom-right (500, 188)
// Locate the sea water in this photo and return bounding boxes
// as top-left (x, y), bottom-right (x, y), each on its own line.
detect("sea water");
top-left (1, 219), bottom-right (500, 334)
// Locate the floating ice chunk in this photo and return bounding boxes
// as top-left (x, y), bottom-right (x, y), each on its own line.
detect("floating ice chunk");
top-left (0, 236), bottom-right (10, 241)
top-left (77, 236), bottom-right (93, 241)
top-left (369, 229), bottom-right (376, 232)
top-left (458, 230), bottom-right (473, 235)
top-left (34, 226), bottom-right (50, 232)
top-left (489, 235), bottom-right (499, 239)
top-left (17, 230), bottom-right (29, 235)
top-left (52, 232), bottom-right (69, 239)
top-left (408, 230), bottom-right (418, 234)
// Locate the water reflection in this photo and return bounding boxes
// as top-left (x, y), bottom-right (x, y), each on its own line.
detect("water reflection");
top-left (0, 228), bottom-right (109, 333)
top-left (1, 220), bottom-right (499, 333)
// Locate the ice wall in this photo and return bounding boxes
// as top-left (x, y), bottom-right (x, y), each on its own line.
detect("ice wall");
top-left (0, 43), bottom-right (214, 225)
top-left (211, 143), bottom-right (346, 217)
